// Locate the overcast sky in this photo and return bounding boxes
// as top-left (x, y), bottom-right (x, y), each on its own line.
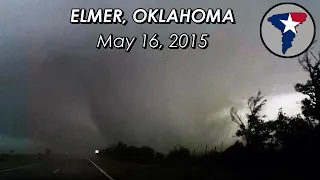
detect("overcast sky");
top-left (0, 0), bottom-right (318, 154)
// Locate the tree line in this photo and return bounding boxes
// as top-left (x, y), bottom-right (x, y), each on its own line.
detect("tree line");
top-left (97, 43), bottom-right (320, 176)
top-left (229, 42), bottom-right (320, 153)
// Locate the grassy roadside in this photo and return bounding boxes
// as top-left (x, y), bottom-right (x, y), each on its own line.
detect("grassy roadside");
top-left (89, 156), bottom-right (299, 179)
top-left (0, 154), bottom-right (43, 171)
top-left (90, 156), bottom-right (221, 180)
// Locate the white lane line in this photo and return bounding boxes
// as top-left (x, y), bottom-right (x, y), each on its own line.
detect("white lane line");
top-left (87, 158), bottom-right (115, 180)
top-left (0, 163), bottom-right (39, 173)
top-left (52, 169), bottom-right (60, 173)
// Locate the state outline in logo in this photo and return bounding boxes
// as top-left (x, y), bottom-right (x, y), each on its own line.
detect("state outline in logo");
top-left (260, 2), bottom-right (316, 58)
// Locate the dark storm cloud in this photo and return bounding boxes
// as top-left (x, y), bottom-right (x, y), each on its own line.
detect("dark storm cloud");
top-left (0, 0), bottom-right (319, 153)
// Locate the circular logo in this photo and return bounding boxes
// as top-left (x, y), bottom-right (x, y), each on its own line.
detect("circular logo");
top-left (260, 3), bottom-right (316, 58)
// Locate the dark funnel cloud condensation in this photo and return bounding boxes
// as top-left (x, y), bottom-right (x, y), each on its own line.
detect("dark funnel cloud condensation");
top-left (0, 0), bottom-right (319, 154)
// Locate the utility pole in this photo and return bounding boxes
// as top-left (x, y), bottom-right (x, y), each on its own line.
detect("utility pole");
top-left (205, 145), bottom-right (208, 155)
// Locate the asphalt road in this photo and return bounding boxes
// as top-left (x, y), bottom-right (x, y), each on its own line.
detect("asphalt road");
top-left (0, 156), bottom-right (113, 180)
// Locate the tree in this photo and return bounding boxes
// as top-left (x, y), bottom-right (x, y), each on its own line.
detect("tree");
top-left (167, 145), bottom-right (190, 160)
top-left (230, 91), bottom-right (271, 149)
top-left (45, 148), bottom-right (52, 156)
top-left (295, 40), bottom-right (320, 130)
